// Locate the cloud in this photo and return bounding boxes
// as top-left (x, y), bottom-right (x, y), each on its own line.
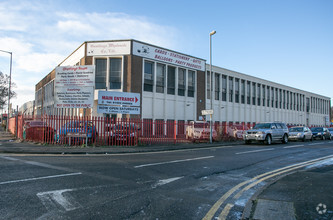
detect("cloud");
top-left (0, 0), bottom-right (180, 108)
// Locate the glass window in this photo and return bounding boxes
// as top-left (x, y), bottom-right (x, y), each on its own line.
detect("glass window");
top-left (235, 78), bottom-right (239, 103)
top-left (252, 82), bottom-right (256, 105)
top-left (262, 85), bottom-right (265, 107)
top-left (247, 81), bottom-right (251, 104)
top-left (279, 89), bottom-right (282, 108)
top-left (144, 61), bottom-right (154, 92)
top-left (276, 88), bottom-right (279, 108)
top-left (156, 63), bottom-right (165, 93)
top-left (109, 58), bottom-right (121, 89)
top-left (241, 80), bottom-right (245, 104)
top-left (257, 84), bottom-right (261, 106)
top-left (287, 91), bottom-right (289, 110)
top-left (167, 66), bottom-right (176, 95)
top-left (95, 58), bottom-right (107, 89)
top-left (222, 75), bottom-right (227, 101)
top-left (178, 68), bottom-right (186, 96)
top-left (188, 70), bottom-right (195, 97)
top-left (207, 71), bottom-right (211, 99)
top-left (215, 73), bottom-right (220, 100)
top-left (267, 86), bottom-right (270, 107)
top-left (229, 77), bottom-right (233, 102)
top-left (271, 87), bottom-right (274, 107)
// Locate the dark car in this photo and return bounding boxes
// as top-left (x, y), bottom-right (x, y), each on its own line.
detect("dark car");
top-left (57, 121), bottom-right (98, 144)
top-left (25, 120), bottom-right (55, 142)
top-left (310, 127), bottom-right (331, 140)
top-left (109, 122), bottom-right (139, 145)
top-left (328, 128), bottom-right (333, 140)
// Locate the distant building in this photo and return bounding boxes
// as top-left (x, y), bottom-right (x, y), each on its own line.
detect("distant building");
top-left (35, 39), bottom-right (331, 127)
top-left (19, 101), bottom-right (34, 115)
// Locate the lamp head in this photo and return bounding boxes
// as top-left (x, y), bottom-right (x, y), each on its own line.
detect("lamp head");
top-left (210, 30), bottom-right (216, 36)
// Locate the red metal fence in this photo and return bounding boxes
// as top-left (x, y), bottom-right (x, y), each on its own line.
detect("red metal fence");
top-left (8, 115), bottom-right (251, 146)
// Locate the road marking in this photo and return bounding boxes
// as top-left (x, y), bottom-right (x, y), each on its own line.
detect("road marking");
top-left (152, 176), bottom-right (184, 188)
top-left (0, 172), bottom-right (82, 185)
top-left (283, 145), bottom-right (304, 149)
top-left (219, 203), bottom-right (234, 219)
top-left (203, 154), bottom-right (333, 220)
top-left (308, 143), bottom-right (324, 146)
top-left (134, 156), bottom-right (214, 168)
top-left (37, 189), bottom-right (81, 211)
top-left (235, 148), bottom-right (275, 155)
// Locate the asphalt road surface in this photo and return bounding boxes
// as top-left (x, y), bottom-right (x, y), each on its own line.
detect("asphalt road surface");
top-left (0, 140), bottom-right (332, 219)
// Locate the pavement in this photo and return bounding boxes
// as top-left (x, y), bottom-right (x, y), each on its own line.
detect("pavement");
top-left (0, 126), bottom-right (332, 219)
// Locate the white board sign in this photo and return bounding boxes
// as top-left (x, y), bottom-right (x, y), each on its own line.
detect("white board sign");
top-left (98, 91), bottom-right (140, 106)
top-left (133, 41), bottom-right (205, 71)
top-left (55, 66), bottom-right (95, 87)
top-left (54, 87), bottom-right (94, 108)
top-left (202, 109), bottom-right (214, 115)
top-left (87, 41), bottom-right (131, 56)
top-left (55, 65), bottom-right (95, 108)
top-left (97, 105), bottom-right (140, 115)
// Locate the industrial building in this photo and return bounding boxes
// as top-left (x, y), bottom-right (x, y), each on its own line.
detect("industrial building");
top-left (35, 39), bottom-right (331, 127)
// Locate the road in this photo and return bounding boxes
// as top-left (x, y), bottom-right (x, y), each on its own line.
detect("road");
top-left (0, 140), bottom-right (332, 219)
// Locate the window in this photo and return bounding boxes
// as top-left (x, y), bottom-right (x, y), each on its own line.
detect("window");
top-left (229, 77), bottom-right (233, 102)
top-left (241, 80), bottom-right (245, 104)
top-left (252, 82), bottom-right (256, 105)
top-left (287, 91), bottom-right (289, 110)
top-left (262, 85), bottom-right (265, 107)
top-left (178, 68), bottom-right (186, 96)
top-left (167, 66), bottom-right (176, 95)
top-left (276, 88), bottom-right (278, 108)
top-left (279, 89), bottom-right (282, 109)
top-left (207, 71), bottom-right (211, 99)
top-left (222, 75), bottom-right (227, 101)
top-left (267, 86), bottom-right (270, 107)
top-left (156, 63), bottom-right (165, 93)
top-left (95, 58), bottom-right (107, 89)
top-left (109, 58), bottom-right (122, 89)
top-left (188, 70), bottom-right (195, 97)
top-left (235, 78), bottom-right (240, 103)
top-left (306, 97), bottom-right (310, 112)
top-left (257, 84), bottom-right (261, 106)
top-left (247, 81), bottom-right (251, 104)
top-left (144, 61), bottom-right (154, 92)
top-left (271, 87), bottom-right (274, 107)
top-left (283, 90), bottom-right (285, 109)
top-left (215, 73), bottom-right (220, 100)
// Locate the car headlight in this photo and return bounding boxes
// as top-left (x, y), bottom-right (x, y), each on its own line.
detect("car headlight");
top-left (297, 133), bottom-right (302, 137)
top-left (257, 131), bottom-right (265, 134)
top-left (318, 132), bottom-right (322, 135)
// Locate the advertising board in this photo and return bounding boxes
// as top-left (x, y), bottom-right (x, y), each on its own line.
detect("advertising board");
top-left (97, 105), bottom-right (140, 115)
top-left (98, 91), bottom-right (140, 107)
top-left (54, 65), bottom-right (95, 108)
top-left (133, 41), bottom-right (205, 71)
top-left (87, 41), bottom-right (131, 56)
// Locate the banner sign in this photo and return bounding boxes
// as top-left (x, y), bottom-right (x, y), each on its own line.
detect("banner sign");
top-left (98, 91), bottom-right (140, 106)
top-left (55, 87), bottom-right (94, 108)
top-left (133, 41), bottom-right (205, 71)
top-left (87, 41), bottom-right (131, 56)
top-left (55, 65), bottom-right (95, 108)
top-left (97, 105), bottom-right (140, 115)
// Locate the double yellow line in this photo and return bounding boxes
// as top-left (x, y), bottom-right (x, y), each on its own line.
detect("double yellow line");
top-left (203, 154), bottom-right (333, 220)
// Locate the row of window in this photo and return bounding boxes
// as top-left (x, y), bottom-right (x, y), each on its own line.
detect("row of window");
top-left (207, 72), bottom-right (330, 114)
top-left (144, 61), bottom-right (196, 97)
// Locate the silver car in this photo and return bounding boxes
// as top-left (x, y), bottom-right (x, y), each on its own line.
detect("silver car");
top-left (244, 122), bottom-right (289, 145)
top-left (288, 126), bottom-right (313, 142)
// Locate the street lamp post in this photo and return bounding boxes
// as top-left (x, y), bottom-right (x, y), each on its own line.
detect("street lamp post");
top-left (209, 30), bottom-right (216, 144)
top-left (0, 49), bottom-right (12, 132)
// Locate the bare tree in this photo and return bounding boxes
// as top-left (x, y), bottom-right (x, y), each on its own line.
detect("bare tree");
top-left (0, 71), bottom-right (16, 111)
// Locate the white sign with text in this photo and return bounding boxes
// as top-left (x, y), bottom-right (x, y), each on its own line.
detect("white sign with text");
top-left (87, 41), bottom-right (131, 56)
top-left (98, 91), bottom-right (140, 107)
top-left (97, 105), bottom-right (140, 115)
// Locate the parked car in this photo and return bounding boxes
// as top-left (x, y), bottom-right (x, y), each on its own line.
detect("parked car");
top-left (310, 127), bottom-right (331, 140)
top-left (57, 121), bottom-right (98, 143)
top-left (227, 124), bottom-right (248, 139)
top-left (288, 126), bottom-right (313, 142)
top-left (244, 122), bottom-right (289, 145)
top-left (328, 128), bottom-right (333, 140)
top-left (185, 121), bottom-right (217, 142)
top-left (109, 122), bottom-right (140, 144)
top-left (25, 120), bottom-right (55, 142)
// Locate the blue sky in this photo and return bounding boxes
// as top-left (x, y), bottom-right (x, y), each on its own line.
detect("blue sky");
top-left (0, 0), bottom-right (332, 110)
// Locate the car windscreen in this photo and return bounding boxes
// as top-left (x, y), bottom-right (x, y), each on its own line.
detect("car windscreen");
top-left (328, 128), bottom-right (333, 131)
top-left (253, 123), bottom-right (271, 129)
top-left (311, 127), bottom-right (323, 132)
top-left (289, 127), bottom-right (303, 132)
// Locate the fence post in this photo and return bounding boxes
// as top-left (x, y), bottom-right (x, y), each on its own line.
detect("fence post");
top-left (174, 120), bottom-right (177, 144)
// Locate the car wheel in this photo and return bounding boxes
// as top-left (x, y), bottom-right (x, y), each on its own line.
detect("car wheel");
top-left (282, 134), bottom-right (288, 144)
top-left (265, 135), bottom-right (272, 145)
top-left (302, 136), bottom-right (306, 142)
